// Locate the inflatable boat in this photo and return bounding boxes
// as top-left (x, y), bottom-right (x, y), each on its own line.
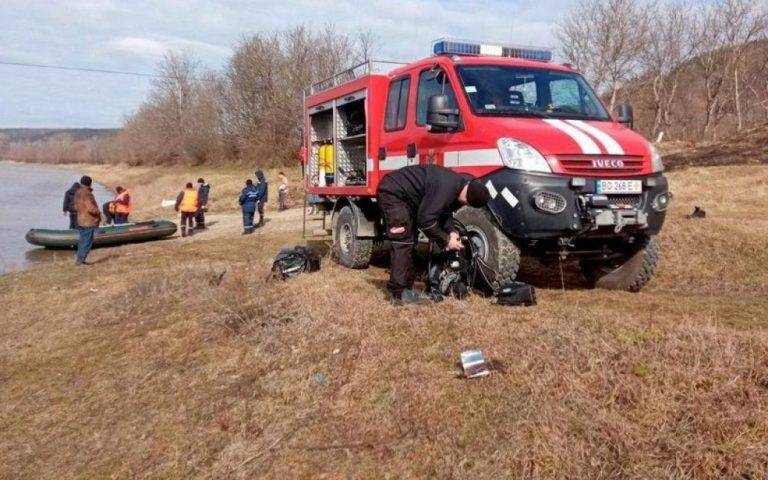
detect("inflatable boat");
top-left (25, 220), bottom-right (177, 249)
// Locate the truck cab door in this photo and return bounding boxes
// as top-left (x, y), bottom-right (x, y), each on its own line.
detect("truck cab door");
top-left (379, 74), bottom-right (416, 173)
top-left (412, 67), bottom-right (462, 168)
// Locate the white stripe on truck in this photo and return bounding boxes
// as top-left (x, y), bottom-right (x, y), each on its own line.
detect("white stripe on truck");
top-left (544, 119), bottom-right (601, 154)
top-left (485, 180), bottom-right (498, 199)
top-left (443, 151), bottom-right (460, 167)
top-left (500, 187), bottom-right (519, 208)
top-left (567, 120), bottom-right (624, 155)
top-left (459, 149), bottom-right (504, 166)
top-left (379, 155), bottom-right (415, 170)
top-left (380, 149), bottom-right (503, 170)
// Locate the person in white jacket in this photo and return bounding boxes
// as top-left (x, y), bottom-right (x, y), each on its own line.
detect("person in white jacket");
top-left (278, 171), bottom-right (289, 211)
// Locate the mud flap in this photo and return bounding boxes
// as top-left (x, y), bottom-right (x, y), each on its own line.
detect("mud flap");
top-left (593, 247), bottom-right (646, 290)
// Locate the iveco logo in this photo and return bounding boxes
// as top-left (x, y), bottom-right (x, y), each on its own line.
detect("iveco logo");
top-left (592, 158), bottom-right (625, 168)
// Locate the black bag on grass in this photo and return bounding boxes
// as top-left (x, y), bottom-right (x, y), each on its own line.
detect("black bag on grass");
top-left (496, 282), bottom-right (536, 306)
top-left (271, 246), bottom-right (320, 280)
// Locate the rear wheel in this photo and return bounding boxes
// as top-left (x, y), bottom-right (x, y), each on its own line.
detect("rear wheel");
top-left (454, 207), bottom-right (520, 291)
top-left (580, 235), bottom-right (660, 292)
top-left (333, 206), bottom-right (373, 269)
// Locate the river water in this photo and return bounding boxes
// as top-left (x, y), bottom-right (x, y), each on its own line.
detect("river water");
top-left (0, 161), bottom-right (112, 273)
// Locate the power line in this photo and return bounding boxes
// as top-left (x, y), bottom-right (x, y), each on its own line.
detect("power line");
top-left (0, 60), bottom-right (216, 82)
top-left (0, 60), bottom-right (162, 78)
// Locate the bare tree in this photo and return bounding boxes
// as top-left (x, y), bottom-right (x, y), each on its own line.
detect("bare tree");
top-left (557, 0), bottom-right (651, 110)
top-left (219, 26), bottom-right (375, 166)
top-left (640, 1), bottom-right (694, 140)
top-left (690, 0), bottom-right (768, 139)
top-left (118, 50), bottom-right (223, 164)
top-left (354, 29), bottom-right (378, 64)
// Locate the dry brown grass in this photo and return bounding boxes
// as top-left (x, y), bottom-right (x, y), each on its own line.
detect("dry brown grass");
top-left (2, 165), bottom-right (768, 479)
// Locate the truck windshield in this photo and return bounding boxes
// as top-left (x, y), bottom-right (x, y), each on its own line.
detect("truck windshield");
top-left (456, 66), bottom-right (610, 121)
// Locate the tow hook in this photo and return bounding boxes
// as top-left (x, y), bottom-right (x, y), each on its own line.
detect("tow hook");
top-left (613, 210), bottom-right (626, 234)
top-left (558, 236), bottom-right (575, 254)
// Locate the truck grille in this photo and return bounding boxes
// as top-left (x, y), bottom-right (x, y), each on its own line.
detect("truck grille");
top-left (555, 155), bottom-right (644, 176)
top-left (608, 195), bottom-right (643, 208)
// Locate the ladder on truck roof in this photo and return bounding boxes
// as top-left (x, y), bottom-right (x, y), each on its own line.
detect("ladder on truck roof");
top-left (305, 60), bottom-right (407, 96)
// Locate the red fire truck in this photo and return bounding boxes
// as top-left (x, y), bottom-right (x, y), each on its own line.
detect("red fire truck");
top-left (303, 39), bottom-right (670, 291)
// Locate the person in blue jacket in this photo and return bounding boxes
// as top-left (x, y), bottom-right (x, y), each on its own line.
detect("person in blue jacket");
top-left (239, 179), bottom-right (260, 234)
top-left (254, 169), bottom-right (268, 228)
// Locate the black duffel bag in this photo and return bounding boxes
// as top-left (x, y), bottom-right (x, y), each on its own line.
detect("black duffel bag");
top-left (271, 246), bottom-right (321, 280)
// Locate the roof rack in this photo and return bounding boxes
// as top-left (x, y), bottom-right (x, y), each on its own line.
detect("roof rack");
top-left (305, 60), bottom-right (407, 95)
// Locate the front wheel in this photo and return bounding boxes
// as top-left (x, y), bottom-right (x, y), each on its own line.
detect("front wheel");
top-left (454, 207), bottom-right (521, 292)
top-left (333, 206), bottom-right (373, 269)
top-left (580, 235), bottom-right (660, 292)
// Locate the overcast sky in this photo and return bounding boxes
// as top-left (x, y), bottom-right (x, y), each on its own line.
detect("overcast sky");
top-left (0, 0), bottom-right (576, 128)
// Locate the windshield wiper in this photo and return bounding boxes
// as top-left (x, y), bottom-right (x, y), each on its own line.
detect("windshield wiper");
top-left (548, 112), bottom-right (608, 121)
top-left (478, 110), bottom-right (552, 118)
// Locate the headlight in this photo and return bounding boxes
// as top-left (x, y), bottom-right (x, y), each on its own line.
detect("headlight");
top-left (650, 144), bottom-right (664, 173)
top-left (497, 138), bottom-right (551, 173)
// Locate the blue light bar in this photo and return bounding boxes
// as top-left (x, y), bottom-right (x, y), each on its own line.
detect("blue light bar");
top-left (432, 38), bottom-right (552, 62)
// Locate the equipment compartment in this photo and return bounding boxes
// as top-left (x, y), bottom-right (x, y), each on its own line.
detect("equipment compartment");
top-left (309, 104), bottom-right (333, 179)
top-left (336, 95), bottom-right (367, 186)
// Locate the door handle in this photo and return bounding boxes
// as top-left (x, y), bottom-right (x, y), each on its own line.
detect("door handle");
top-left (378, 147), bottom-right (386, 161)
top-left (407, 143), bottom-right (417, 159)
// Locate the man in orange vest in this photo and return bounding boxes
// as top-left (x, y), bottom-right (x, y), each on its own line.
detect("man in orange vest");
top-left (112, 186), bottom-right (133, 224)
top-left (174, 182), bottom-right (200, 237)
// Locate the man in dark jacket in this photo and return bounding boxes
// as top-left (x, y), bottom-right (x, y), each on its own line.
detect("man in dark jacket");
top-left (239, 179), bottom-right (260, 234)
top-left (377, 165), bottom-right (490, 305)
top-left (195, 178), bottom-right (210, 229)
top-left (62, 182), bottom-right (80, 229)
top-left (254, 170), bottom-right (268, 228)
top-left (74, 176), bottom-right (102, 265)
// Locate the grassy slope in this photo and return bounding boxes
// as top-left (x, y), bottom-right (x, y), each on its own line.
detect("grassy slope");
top-left (1, 165), bottom-right (768, 479)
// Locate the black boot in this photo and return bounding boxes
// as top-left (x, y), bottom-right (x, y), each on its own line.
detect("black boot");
top-left (181, 226), bottom-right (187, 237)
top-left (391, 289), bottom-right (430, 306)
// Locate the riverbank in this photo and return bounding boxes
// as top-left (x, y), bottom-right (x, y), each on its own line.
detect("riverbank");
top-left (2, 164), bottom-right (768, 478)
top-left (0, 161), bottom-right (113, 272)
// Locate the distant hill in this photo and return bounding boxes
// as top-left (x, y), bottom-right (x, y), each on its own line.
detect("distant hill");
top-left (0, 128), bottom-right (120, 143)
top-left (625, 40), bottom-right (768, 142)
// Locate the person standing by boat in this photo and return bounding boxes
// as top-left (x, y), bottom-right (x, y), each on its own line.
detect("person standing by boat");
top-left (174, 182), bottom-right (199, 237)
top-left (112, 186), bottom-right (133, 224)
top-left (74, 175), bottom-right (102, 266)
top-left (62, 181), bottom-right (80, 229)
top-left (195, 178), bottom-right (210, 230)
top-left (254, 170), bottom-right (268, 228)
top-left (239, 179), bottom-right (260, 234)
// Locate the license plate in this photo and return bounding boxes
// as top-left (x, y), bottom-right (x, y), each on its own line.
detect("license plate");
top-left (596, 179), bottom-right (642, 194)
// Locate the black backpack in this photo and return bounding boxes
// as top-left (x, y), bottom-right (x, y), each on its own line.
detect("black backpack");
top-left (495, 282), bottom-right (536, 306)
top-left (271, 246), bottom-right (321, 280)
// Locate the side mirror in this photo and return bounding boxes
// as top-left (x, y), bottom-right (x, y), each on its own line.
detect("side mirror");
top-left (616, 103), bottom-right (634, 129)
top-left (426, 94), bottom-right (459, 133)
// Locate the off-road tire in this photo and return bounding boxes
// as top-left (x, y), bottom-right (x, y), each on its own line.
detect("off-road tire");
top-left (581, 235), bottom-right (660, 292)
top-left (333, 206), bottom-right (373, 269)
top-left (454, 207), bottom-right (521, 291)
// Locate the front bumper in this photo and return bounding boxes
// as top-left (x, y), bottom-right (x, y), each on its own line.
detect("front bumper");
top-left (482, 169), bottom-right (668, 241)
